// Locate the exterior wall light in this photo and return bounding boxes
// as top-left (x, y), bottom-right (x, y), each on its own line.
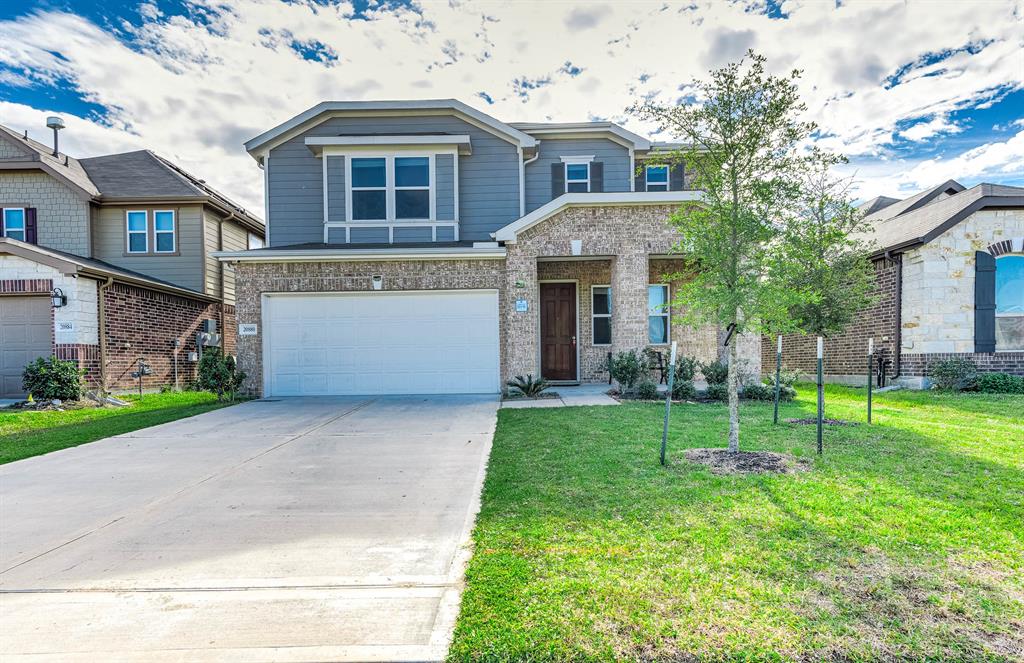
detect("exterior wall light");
top-left (51, 287), bottom-right (67, 308)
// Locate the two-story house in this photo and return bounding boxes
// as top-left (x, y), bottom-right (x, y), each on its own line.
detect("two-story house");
top-left (218, 99), bottom-right (761, 396)
top-left (0, 122), bottom-right (264, 398)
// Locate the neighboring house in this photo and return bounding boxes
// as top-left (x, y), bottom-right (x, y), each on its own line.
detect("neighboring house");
top-left (217, 99), bottom-right (759, 397)
top-left (764, 180), bottom-right (1024, 387)
top-left (0, 122), bottom-right (264, 398)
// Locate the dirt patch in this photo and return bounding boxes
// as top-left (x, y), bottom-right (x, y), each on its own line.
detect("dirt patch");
top-left (683, 448), bottom-right (811, 475)
top-left (502, 391), bottom-right (560, 401)
top-left (786, 417), bottom-right (858, 426)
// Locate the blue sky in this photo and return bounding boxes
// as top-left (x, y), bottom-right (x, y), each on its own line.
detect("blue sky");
top-left (1, 0), bottom-right (1022, 215)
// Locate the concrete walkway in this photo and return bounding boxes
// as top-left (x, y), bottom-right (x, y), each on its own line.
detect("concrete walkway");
top-left (0, 395), bottom-right (498, 662)
top-left (501, 383), bottom-right (619, 408)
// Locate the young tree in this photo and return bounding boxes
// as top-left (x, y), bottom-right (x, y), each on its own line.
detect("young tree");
top-left (631, 51), bottom-right (826, 453)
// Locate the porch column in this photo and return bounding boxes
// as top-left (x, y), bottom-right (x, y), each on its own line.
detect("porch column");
top-left (503, 250), bottom-right (539, 385)
top-left (612, 252), bottom-right (649, 354)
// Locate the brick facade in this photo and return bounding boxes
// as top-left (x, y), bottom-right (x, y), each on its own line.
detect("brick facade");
top-left (0, 171), bottom-right (91, 255)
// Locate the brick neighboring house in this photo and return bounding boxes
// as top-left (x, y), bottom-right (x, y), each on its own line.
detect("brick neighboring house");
top-left (0, 122), bottom-right (264, 398)
top-left (218, 99), bottom-right (761, 397)
top-left (763, 180), bottom-right (1024, 388)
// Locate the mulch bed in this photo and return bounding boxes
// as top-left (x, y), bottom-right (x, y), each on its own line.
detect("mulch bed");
top-left (786, 417), bottom-right (858, 426)
top-left (502, 392), bottom-right (561, 401)
top-left (683, 448), bottom-right (812, 475)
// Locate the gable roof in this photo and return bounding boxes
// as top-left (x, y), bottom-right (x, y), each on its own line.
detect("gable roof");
top-left (244, 99), bottom-right (538, 160)
top-left (858, 195), bottom-right (900, 216)
top-left (508, 121), bottom-right (652, 150)
top-left (862, 183), bottom-right (1024, 253)
top-left (79, 150), bottom-right (202, 198)
top-left (0, 124), bottom-right (100, 198)
top-left (862, 179), bottom-right (965, 223)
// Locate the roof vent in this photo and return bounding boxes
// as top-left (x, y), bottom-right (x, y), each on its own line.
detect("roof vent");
top-left (45, 116), bottom-right (65, 157)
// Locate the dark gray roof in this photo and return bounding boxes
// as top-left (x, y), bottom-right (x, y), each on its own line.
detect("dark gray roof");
top-left (0, 124), bottom-right (100, 197)
top-left (858, 195), bottom-right (900, 216)
top-left (79, 150), bottom-right (204, 198)
top-left (862, 183), bottom-right (1024, 252)
top-left (257, 241), bottom-right (477, 251)
top-left (862, 180), bottom-right (965, 223)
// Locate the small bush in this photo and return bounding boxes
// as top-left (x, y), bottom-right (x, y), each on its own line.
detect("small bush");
top-left (975, 372), bottom-right (1024, 394)
top-left (768, 369), bottom-right (800, 389)
top-left (705, 383), bottom-right (729, 401)
top-left (196, 348), bottom-right (246, 400)
top-left (742, 382), bottom-right (796, 402)
top-left (507, 374), bottom-right (549, 397)
top-left (636, 380), bottom-right (659, 400)
top-left (672, 380), bottom-right (697, 400)
top-left (671, 355), bottom-right (699, 383)
top-left (22, 356), bottom-right (83, 401)
top-left (700, 359), bottom-right (729, 386)
top-left (610, 350), bottom-right (649, 394)
top-left (928, 357), bottom-right (977, 391)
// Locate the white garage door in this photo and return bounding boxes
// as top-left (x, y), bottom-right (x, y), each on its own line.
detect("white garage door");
top-left (263, 290), bottom-right (500, 396)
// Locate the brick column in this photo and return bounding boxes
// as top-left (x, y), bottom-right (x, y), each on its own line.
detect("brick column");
top-left (612, 252), bottom-right (649, 353)
top-left (503, 249), bottom-right (539, 383)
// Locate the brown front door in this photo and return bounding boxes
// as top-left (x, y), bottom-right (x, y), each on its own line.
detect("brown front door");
top-left (540, 282), bottom-right (577, 381)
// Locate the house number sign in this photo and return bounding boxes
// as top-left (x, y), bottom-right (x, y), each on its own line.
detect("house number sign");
top-left (515, 299), bottom-right (529, 312)
top-left (239, 323), bottom-right (259, 336)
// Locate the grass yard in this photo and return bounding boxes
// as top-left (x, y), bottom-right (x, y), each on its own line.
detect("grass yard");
top-left (0, 391), bottom-right (238, 464)
top-left (450, 386), bottom-right (1024, 662)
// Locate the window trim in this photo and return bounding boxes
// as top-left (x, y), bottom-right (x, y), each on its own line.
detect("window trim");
top-left (152, 209), bottom-right (176, 254)
top-left (647, 283), bottom-right (670, 345)
top-left (1, 207), bottom-right (26, 241)
top-left (394, 156), bottom-right (432, 221)
top-left (591, 284), bottom-right (612, 346)
top-left (125, 209), bottom-right (149, 254)
top-left (344, 153), bottom-right (437, 224)
top-left (561, 156), bottom-right (593, 194)
top-left (995, 253), bottom-right (1024, 352)
top-left (645, 164), bottom-right (669, 192)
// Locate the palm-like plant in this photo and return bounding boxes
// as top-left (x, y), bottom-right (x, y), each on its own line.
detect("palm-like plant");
top-left (506, 374), bottom-right (550, 398)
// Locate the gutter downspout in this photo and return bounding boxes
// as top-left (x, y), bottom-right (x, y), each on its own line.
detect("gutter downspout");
top-left (520, 146), bottom-right (540, 217)
top-left (97, 275), bottom-right (114, 394)
top-left (219, 211), bottom-right (237, 348)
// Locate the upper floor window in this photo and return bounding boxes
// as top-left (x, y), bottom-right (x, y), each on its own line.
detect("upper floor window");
top-left (126, 210), bottom-right (148, 253)
top-left (646, 165), bottom-right (669, 192)
top-left (154, 210), bottom-right (176, 253)
top-left (565, 162), bottom-right (590, 193)
top-left (126, 209), bottom-right (176, 254)
top-left (349, 155), bottom-right (432, 222)
top-left (996, 255), bottom-right (1024, 351)
top-left (1, 208), bottom-right (25, 241)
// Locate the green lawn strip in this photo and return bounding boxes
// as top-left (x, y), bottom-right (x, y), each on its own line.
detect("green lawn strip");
top-left (450, 386), bottom-right (1024, 662)
top-left (0, 391), bottom-right (239, 464)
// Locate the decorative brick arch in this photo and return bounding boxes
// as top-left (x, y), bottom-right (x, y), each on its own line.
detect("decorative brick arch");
top-left (988, 237), bottom-right (1024, 256)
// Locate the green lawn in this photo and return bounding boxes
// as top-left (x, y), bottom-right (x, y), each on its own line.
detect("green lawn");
top-left (450, 386), bottom-right (1024, 662)
top-left (0, 391), bottom-right (239, 464)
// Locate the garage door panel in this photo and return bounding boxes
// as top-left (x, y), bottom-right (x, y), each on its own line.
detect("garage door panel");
top-left (265, 291), bottom-right (499, 396)
top-left (0, 297), bottom-right (53, 399)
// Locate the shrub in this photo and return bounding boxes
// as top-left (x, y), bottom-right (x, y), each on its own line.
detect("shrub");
top-left (22, 356), bottom-right (83, 401)
top-left (741, 383), bottom-right (773, 401)
top-left (705, 383), bottom-right (729, 401)
top-left (768, 369), bottom-right (800, 389)
top-left (671, 355), bottom-right (699, 383)
top-left (672, 380), bottom-right (697, 400)
top-left (610, 350), bottom-right (649, 394)
top-left (507, 374), bottom-right (550, 397)
top-left (700, 359), bottom-right (729, 386)
top-left (928, 357), bottom-right (977, 391)
top-left (975, 372), bottom-right (1024, 394)
top-left (196, 348), bottom-right (246, 400)
top-left (636, 380), bottom-right (659, 400)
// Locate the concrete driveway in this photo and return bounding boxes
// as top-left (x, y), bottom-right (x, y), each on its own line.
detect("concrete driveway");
top-left (0, 395), bottom-right (498, 662)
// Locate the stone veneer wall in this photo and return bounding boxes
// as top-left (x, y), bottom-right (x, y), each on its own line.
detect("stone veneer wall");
top-left (231, 259), bottom-right (507, 395)
top-left (0, 171), bottom-right (91, 255)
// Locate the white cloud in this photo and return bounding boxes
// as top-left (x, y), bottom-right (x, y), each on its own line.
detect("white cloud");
top-left (0, 0), bottom-right (1021, 216)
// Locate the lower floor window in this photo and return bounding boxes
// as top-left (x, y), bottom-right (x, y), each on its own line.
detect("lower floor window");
top-left (648, 284), bottom-right (669, 344)
top-left (996, 254), bottom-right (1024, 351)
top-left (592, 286), bottom-right (611, 345)
top-left (2, 208), bottom-right (25, 241)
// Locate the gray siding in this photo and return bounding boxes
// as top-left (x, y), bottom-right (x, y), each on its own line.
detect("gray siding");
top-left (326, 155), bottom-right (346, 223)
top-left (435, 154), bottom-right (455, 221)
top-left (350, 227), bottom-right (388, 243)
top-left (524, 138), bottom-right (631, 213)
top-left (436, 226), bottom-right (455, 242)
top-left (92, 204), bottom-right (205, 292)
top-left (393, 226), bottom-right (433, 242)
top-left (0, 171), bottom-right (91, 255)
top-left (266, 115), bottom-right (521, 245)
top-left (221, 217), bottom-right (247, 304)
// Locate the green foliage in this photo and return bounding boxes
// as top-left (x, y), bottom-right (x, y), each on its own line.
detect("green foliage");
top-left (636, 380), bottom-right (659, 400)
top-left (672, 380), bottom-right (697, 400)
top-left (671, 355), bottom-right (699, 383)
top-left (928, 357), bottom-right (977, 392)
top-left (700, 359), bottom-right (729, 386)
top-left (196, 347), bottom-right (246, 401)
top-left (610, 350), bottom-right (649, 394)
top-left (768, 369), bottom-right (801, 389)
top-left (974, 372), bottom-right (1024, 394)
top-left (22, 356), bottom-right (83, 401)
top-left (705, 383), bottom-right (729, 401)
top-left (743, 382), bottom-right (795, 402)
top-left (506, 374), bottom-right (550, 398)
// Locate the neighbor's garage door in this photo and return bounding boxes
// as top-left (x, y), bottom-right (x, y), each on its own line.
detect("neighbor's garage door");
top-left (0, 296), bottom-right (52, 399)
top-left (263, 291), bottom-right (500, 396)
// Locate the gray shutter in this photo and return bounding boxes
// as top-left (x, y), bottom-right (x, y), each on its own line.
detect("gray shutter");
top-left (551, 163), bottom-right (564, 199)
top-left (634, 163), bottom-right (646, 191)
top-left (670, 162), bottom-right (685, 191)
top-left (590, 161), bottom-right (604, 192)
top-left (25, 208), bottom-right (38, 244)
top-left (974, 250), bottom-right (996, 353)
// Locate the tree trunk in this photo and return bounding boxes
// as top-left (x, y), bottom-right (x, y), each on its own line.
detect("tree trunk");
top-left (727, 329), bottom-right (740, 453)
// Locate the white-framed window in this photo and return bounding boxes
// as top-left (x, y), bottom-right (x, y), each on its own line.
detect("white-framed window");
top-left (646, 165), bottom-right (669, 192)
top-left (248, 233), bottom-right (265, 250)
top-left (995, 254), bottom-right (1024, 351)
top-left (592, 285), bottom-right (611, 345)
top-left (1, 207), bottom-right (26, 241)
top-left (347, 155), bottom-right (434, 222)
top-left (565, 162), bottom-right (590, 193)
top-left (648, 284), bottom-right (670, 344)
top-left (153, 210), bottom-right (175, 253)
top-left (126, 210), bottom-right (148, 253)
